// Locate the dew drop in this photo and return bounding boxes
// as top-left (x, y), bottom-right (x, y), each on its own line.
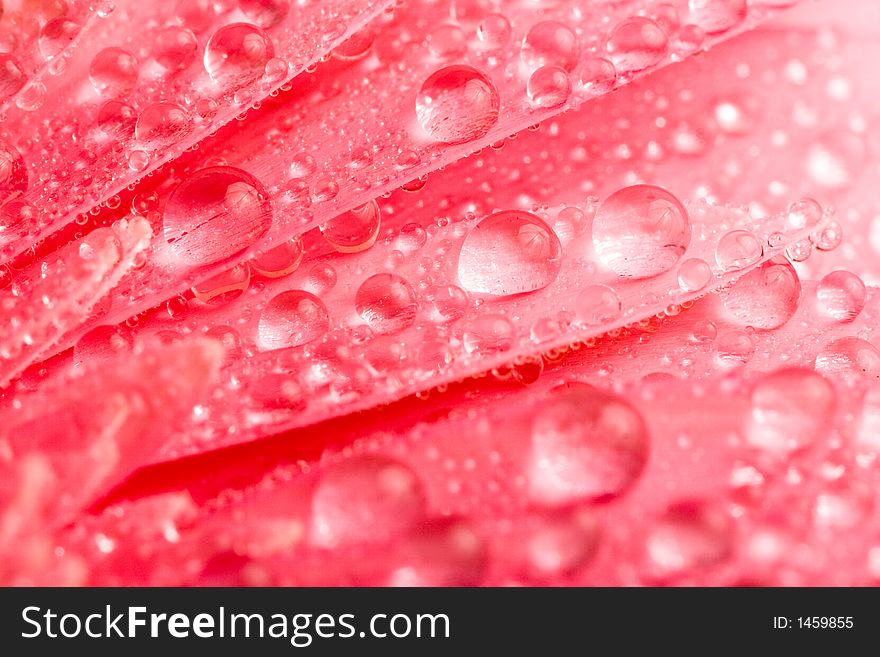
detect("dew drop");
top-left (89, 47), bottom-right (138, 96)
top-left (592, 184), bottom-right (690, 279)
top-left (250, 237), bottom-right (303, 278)
top-left (204, 23), bottom-right (274, 90)
top-left (477, 13), bottom-right (511, 50)
top-left (135, 102), bottom-right (191, 150)
top-left (521, 21), bottom-right (580, 72)
top-left (461, 314), bottom-right (515, 355)
top-left (527, 65), bottom-right (571, 108)
top-left (515, 506), bottom-right (600, 579)
top-left (311, 455), bottom-right (425, 548)
top-left (715, 229), bottom-right (762, 271)
top-left (529, 388), bottom-right (649, 504)
top-left (718, 257), bottom-right (800, 330)
top-left (355, 273), bottom-right (417, 334)
top-left (576, 57), bottom-right (617, 95)
top-left (387, 517), bottom-right (486, 586)
top-left (39, 17), bottom-right (80, 60)
top-left (191, 263), bottom-right (250, 305)
top-left (811, 220), bottom-right (842, 252)
top-left (0, 54), bottom-right (25, 100)
top-left (645, 500), bottom-right (732, 579)
top-left (416, 65), bottom-right (499, 144)
top-left (426, 284), bottom-right (469, 321)
top-left (677, 258), bottom-right (712, 292)
top-left (320, 199), bottom-right (381, 253)
top-left (0, 141), bottom-right (27, 205)
top-left (457, 210), bottom-right (562, 296)
top-left (714, 329), bottom-right (754, 366)
top-left (576, 284), bottom-right (621, 326)
top-left (606, 17), bottom-right (668, 73)
top-left (688, 0), bottom-right (747, 34)
top-left (154, 26), bottom-right (198, 71)
top-left (258, 290), bottom-right (329, 350)
top-left (428, 24), bottom-right (466, 59)
top-left (96, 100), bottom-right (136, 138)
top-left (786, 198), bottom-right (822, 231)
top-left (746, 368), bottom-right (835, 455)
top-left (163, 166), bottom-right (272, 266)
top-left (816, 270), bottom-right (866, 322)
top-left (815, 337), bottom-right (880, 382)
top-left (127, 150), bottom-right (149, 171)
top-left (239, 0), bottom-right (290, 29)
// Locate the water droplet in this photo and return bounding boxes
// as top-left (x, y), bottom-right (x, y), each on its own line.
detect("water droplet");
top-left (457, 210), bottom-right (562, 296)
top-left (154, 26), bottom-right (198, 71)
top-left (96, 100), bottom-right (137, 139)
top-left (527, 65), bottom-right (571, 108)
top-left (39, 18), bottom-right (80, 60)
top-left (239, 0), bottom-right (290, 29)
top-left (817, 270), bottom-right (866, 322)
top-left (786, 198), bottom-right (822, 231)
top-left (0, 54), bottom-right (25, 100)
top-left (576, 57), bottom-right (617, 94)
top-left (127, 150), bottom-right (149, 171)
top-left (715, 229), bottom-right (762, 271)
top-left (416, 65), bottom-right (499, 144)
top-left (645, 500), bottom-right (732, 579)
top-left (529, 388), bottom-right (649, 504)
top-left (250, 237), bottom-right (303, 278)
top-left (606, 17), bottom-right (668, 73)
top-left (204, 23), bottom-right (274, 90)
top-left (677, 258), bottom-right (712, 292)
top-left (191, 263), bottom-right (250, 305)
top-left (521, 21), bottom-right (580, 72)
top-left (387, 517), bottom-right (486, 586)
top-left (135, 102), bottom-right (191, 150)
top-left (320, 199), bottom-right (381, 253)
top-left (461, 314), bottom-right (515, 355)
top-left (746, 368), bottom-right (835, 455)
top-left (514, 506), bottom-right (600, 579)
top-left (355, 273), bottom-right (418, 334)
top-left (287, 152), bottom-right (317, 180)
top-left (477, 13), bottom-right (511, 51)
top-left (815, 337), bottom-right (880, 382)
top-left (311, 456), bottom-right (425, 548)
top-left (304, 263), bottom-right (337, 296)
top-left (688, 0), bottom-right (747, 34)
top-left (73, 325), bottom-right (132, 366)
top-left (258, 290), bottom-right (330, 350)
top-left (714, 329), bottom-right (755, 366)
top-left (811, 220), bottom-right (842, 251)
top-left (89, 47), bottom-right (138, 96)
top-left (428, 24), bottom-right (466, 59)
top-left (163, 167), bottom-right (272, 266)
top-left (718, 257), bottom-right (800, 330)
top-left (575, 284), bottom-right (621, 326)
top-left (0, 141), bottom-right (27, 205)
top-left (592, 185), bottom-right (690, 278)
top-left (426, 284), bottom-right (469, 321)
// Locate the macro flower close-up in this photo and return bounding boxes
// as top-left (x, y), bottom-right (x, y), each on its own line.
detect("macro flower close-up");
top-left (2, 0), bottom-right (880, 593)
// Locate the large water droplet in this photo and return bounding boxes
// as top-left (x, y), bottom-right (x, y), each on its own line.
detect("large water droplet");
top-left (576, 285), bottom-right (621, 325)
top-left (520, 21), bottom-right (580, 72)
top-left (416, 65), bottom-right (499, 144)
top-left (258, 290), bottom-right (330, 350)
top-left (606, 17), bottom-right (668, 73)
top-left (527, 65), bottom-right (571, 108)
top-left (387, 517), bottom-right (486, 586)
top-left (311, 455), bottom-right (425, 548)
top-left (529, 388), bottom-right (649, 504)
top-left (817, 270), bottom-right (866, 322)
top-left (163, 167), bottom-right (272, 266)
top-left (191, 263), bottom-right (250, 305)
top-left (154, 26), bottom-right (198, 71)
top-left (645, 500), bottom-right (732, 580)
top-left (718, 257), bottom-right (800, 330)
top-left (355, 273), bottom-right (418, 334)
top-left (135, 102), bottom-right (191, 150)
top-left (320, 199), bottom-right (381, 253)
top-left (96, 100), bottom-right (137, 139)
top-left (0, 141), bottom-right (27, 205)
top-left (89, 47), bottom-right (138, 96)
top-left (204, 23), bottom-right (274, 90)
top-left (746, 368), bottom-right (836, 455)
top-left (457, 210), bottom-right (562, 296)
top-left (461, 314), bottom-right (515, 355)
top-left (592, 184), bottom-right (690, 278)
top-left (715, 229), bottom-right (762, 271)
top-left (250, 237), bottom-right (303, 278)
top-left (0, 54), bottom-right (25, 100)
top-left (677, 258), bottom-right (712, 292)
top-left (815, 337), bottom-right (880, 382)
top-left (39, 17), bottom-right (81, 60)
top-left (688, 0), bottom-right (747, 34)
top-left (239, 0), bottom-right (290, 28)
top-left (513, 506), bottom-right (600, 580)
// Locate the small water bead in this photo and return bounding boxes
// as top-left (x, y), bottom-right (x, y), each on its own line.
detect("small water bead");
top-left (135, 102), bottom-right (191, 150)
top-left (553, 206), bottom-right (589, 244)
top-left (257, 290), bottom-right (329, 350)
top-left (715, 229), bottom-right (762, 271)
top-left (514, 506), bottom-right (600, 579)
top-left (191, 263), bottom-right (250, 305)
top-left (428, 24), bottom-right (466, 59)
top-left (815, 337), bottom-right (880, 382)
top-left (204, 23), bottom-right (274, 90)
top-left (163, 166), bottom-right (272, 266)
top-left (310, 455), bottom-right (426, 548)
top-left (304, 263), bottom-right (337, 296)
top-left (575, 284), bottom-right (621, 326)
top-left (645, 500), bottom-right (732, 580)
top-left (718, 257), bottom-right (801, 330)
top-left (714, 329), bottom-right (755, 366)
top-left (457, 210), bottom-right (562, 296)
top-left (387, 517), bottom-right (487, 586)
top-left (690, 318), bottom-right (717, 343)
top-left (477, 13), bottom-right (511, 51)
top-left (527, 65), bottom-right (571, 108)
top-left (811, 220), bottom-right (842, 251)
top-left (416, 65), bottom-right (500, 144)
top-left (605, 17), bottom-right (668, 73)
top-left (0, 53), bottom-right (25, 100)
top-left (396, 223), bottom-right (427, 252)
top-left (529, 388), bottom-right (649, 505)
top-left (592, 185), bottom-right (690, 279)
top-left (0, 141), bottom-right (27, 204)
top-left (426, 284), bottom-right (469, 321)
top-left (239, 0), bottom-right (290, 28)
top-left (786, 198), bottom-right (822, 232)
top-left (127, 150), bottom-right (149, 171)
top-left (785, 238), bottom-right (812, 263)
top-left (311, 177), bottom-right (339, 203)
top-left (688, 0), bottom-right (747, 34)
top-left (39, 17), bottom-right (80, 60)
top-left (154, 26), bottom-right (198, 71)
top-left (89, 47), bottom-right (138, 96)
top-left (461, 314), bottom-right (515, 355)
top-left (677, 258), bottom-right (712, 292)
top-left (333, 28), bottom-right (375, 61)
top-left (287, 152), bottom-right (317, 180)
top-left (521, 21), bottom-right (580, 72)
top-left (746, 368), bottom-right (836, 455)
top-left (576, 57), bottom-right (617, 95)
top-left (249, 237), bottom-right (303, 278)
top-left (73, 325), bottom-right (132, 366)
top-left (676, 23), bottom-right (706, 52)
top-left (319, 199), bottom-right (380, 253)
top-left (817, 271), bottom-right (866, 322)
top-left (95, 100), bottom-right (136, 140)
top-left (355, 273), bottom-right (417, 334)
